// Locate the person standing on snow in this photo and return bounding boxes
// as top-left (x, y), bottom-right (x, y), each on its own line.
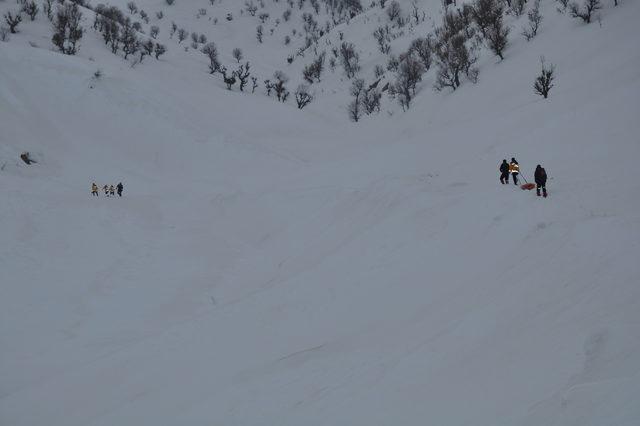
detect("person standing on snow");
top-left (117, 182), bottom-right (124, 197)
top-left (535, 165), bottom-right (548, 197)
top-left (109, 185), bottom-right (115, 197)
top-left (509, 158), bottom-right (520, 185)
top-left (499, 159), bottom-right (510, 184)
top-left (103, 184), bottom-right (110, 197)
top-left (91, 183), bottom-right (99, 196)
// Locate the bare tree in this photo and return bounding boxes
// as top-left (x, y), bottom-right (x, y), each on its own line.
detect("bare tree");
top-left (273, 71), bottom-right (289, 101)
top-left (202, 42), bottom-right (221, 73)
top-left (471, 0), bottom-right (500, 38)
top-left (3, 11), bottom-right (22, 34)
top-left (569, 0), bottom-right (601, 23)
top-left (22, 1), bottom-right (39, 21)
top-left (140, 39), bottom-right (154, 62)
top-left (522, 0), bottom-right (542, 41)
top-left (120, 19), bottom-right (138, 59)
top-left (486, 13), bottom-right (509, 60)
top-left (339, 42), bottom-right (360, 79)
top-left (43, 0), bottom-right (53, 21)
top-left (533, 57), bottom-right (555, 98)
top-left (362, 85), bottom-right (382, 114)
top-left (235, 62), bottom-right (251, 91)
top-left (409, 36), bottom-right (433, 70)
top-left (348, 78), bottom-right (365, 122)
top-left (373, 26), bottom-right (390, 54)
top-left (433, 10), bottom-right (478, 91)
top-left (52, 3), bottom-right (83, 54)
top-left (256, 24), bottom-right (263, 43)
top-left (387, 1), bottom-right (401, 22)
top-left (434, 33), bottom-right (478, 91)
top-left (302, 52), bottom-right (325, 83)
top-left (391, 54), bottom-right (424, 110)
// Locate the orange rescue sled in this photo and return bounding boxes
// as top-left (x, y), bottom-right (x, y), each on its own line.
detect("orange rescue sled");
top-left (521, 183), bottom-right (536, 190)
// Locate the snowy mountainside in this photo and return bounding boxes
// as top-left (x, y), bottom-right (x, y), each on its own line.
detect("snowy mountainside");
top-left (1, 0), bottom-right (640, 425)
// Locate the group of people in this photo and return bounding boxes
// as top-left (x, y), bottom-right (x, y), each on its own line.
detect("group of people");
top-left (499, 158), bottom-right (548, 197)
top-left (91, 182), bottom-right (124, 197)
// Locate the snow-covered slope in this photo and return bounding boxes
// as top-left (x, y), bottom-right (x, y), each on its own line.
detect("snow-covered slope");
top-left (1, 0), bottom-right (640, 425)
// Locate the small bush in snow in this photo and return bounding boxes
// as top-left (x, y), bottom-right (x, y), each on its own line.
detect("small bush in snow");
top-left (154, 43), bottom-right (166, 59)
top-left (221, 67), bottom-right (237, 90)
top-left (245, 1), bottom-right (258, 16)
top-left (177, 28), bottom-right (188, 43)
top-left (127, 1), bottom-right (138, 15)
top-left (374, 64), bottom-right (385, 78)
top-left (256, 24), bottom-right (263, 43)
top-left (295, 84), bottom-right (313, 109)
top-left (150, 25), bottom-right (159, 39)
top-left (0, 26), bottom-right (10, 42)
top-left (533, 57), bottom-right (555, 98)
top-left (233, 47), bottom-right (243, 63)
top-left (52, 3), bottom-right (83, 54)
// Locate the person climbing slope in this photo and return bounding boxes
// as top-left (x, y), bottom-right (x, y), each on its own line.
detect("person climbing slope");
top-left (535, 165), bottom-right (548, 197)
top-left (109, 185), bottom-right (115, 197)
top-left (116, 182), bottom-right (124, 197)
top-left (509, 158), bottom-right (520, 185)
top-left (499, 159), bottom-right (509, 184)
top-left (103, 184), bottom-right (109, 197)
top-left (91, 183), bottom-right (99, 197)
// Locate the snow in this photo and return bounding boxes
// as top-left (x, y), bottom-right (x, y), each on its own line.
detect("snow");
top-left (1, 0), bottom-right (640, 425)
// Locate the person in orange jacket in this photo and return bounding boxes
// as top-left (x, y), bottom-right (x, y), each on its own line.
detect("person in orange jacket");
top-left (509, 158), bottom-right (520, 185)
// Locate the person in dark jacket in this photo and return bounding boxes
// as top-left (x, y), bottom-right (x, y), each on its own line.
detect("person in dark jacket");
top-left (116, 182), bottom-right (124, 197)
top-left (499, 159), bottom-right (509, 184)
top-left (509, 158), bottom-right (520, 185)
top-left (534, 165), bottom-right (547, 197)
